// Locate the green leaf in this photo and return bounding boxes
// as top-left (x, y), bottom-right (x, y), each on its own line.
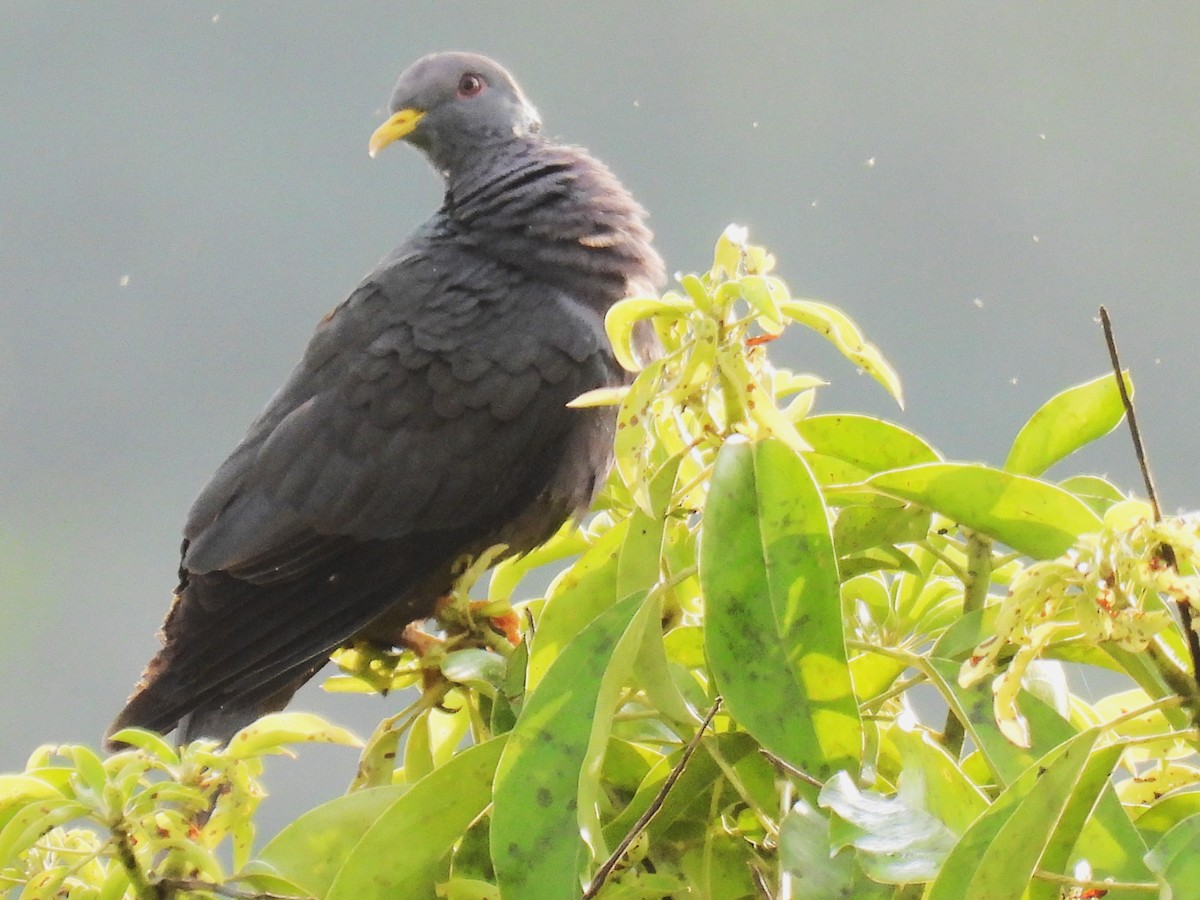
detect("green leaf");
top-left (321, 737), bottom-right (507, 899)
top-left (529, 507), bottom-right (661, 690)
top-left (491, 591), bottom-right (649, 899)
top-left (224, 711), bottom-right (362, 759)
top-left (603, 732), bottom-right (758, 846)
top-left (250, 784), bottom-right (409, 897)
top-left (779, 299), bottom-right (905, 407)
top-left (928, 728), bottom-right (1119, 899)
top-left (892, 728), bottom-right (988, 835)
top-left (440, 648), bottom-right (507, 697)
top-left (104, 728), bottom-right (180, 764)
top-left (922, 657), bottom-right (1152, 888)
top-left (799, 413), bottom-right (940, 485)
top-left (833, 501), bottom-right (930, 557)
top-left (859, 462), bottom-right (1101, 558)
top-left (821, 770), bottom-right (957, 883)
top-left (778, 799), bottom-right (862, 898)
top-left (1004, 371), bottom-right (1131, 477)
top-left (634, 595), bottom-right (696, 728)
top-left (0, 797), bottom-right (89, 865)
top-left (1059, 473), bottom-right (1127, 515)
top-left (0, 775), bottom-right (64, 829)
top-left (1137, 791), bottom-right (1200, 842)
top-left (701, 437), bottom-right (861, 778)
top-left (1147, 814), bottom-right (1200, 899)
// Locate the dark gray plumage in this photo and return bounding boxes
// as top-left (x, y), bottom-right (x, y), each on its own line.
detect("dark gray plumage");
top-left (107, 52), bottom-right (664, 747)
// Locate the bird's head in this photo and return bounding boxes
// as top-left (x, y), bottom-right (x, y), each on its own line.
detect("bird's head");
top-left (369, 52), bottom-right (542, 173)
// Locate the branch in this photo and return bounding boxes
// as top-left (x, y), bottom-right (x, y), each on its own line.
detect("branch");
top-left (582, 697), bottom-right (722, 898)
top-left (943, 530), bottom-right (993, 755)
top-left (111, 823), bottom-right (162, 900)
top-left (1099, 306), bottom-right (1200, 691)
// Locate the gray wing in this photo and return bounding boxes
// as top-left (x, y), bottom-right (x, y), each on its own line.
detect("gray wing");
top-left (108, 240), bottom-right (616, 740)
top-left (183, 241), bottom-right (613, 579)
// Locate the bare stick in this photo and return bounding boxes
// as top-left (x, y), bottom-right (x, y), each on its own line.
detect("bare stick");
top-left (582, 697), bottom-right (723, 898)
top-left (1099, 306), bottom-right (1200, 689)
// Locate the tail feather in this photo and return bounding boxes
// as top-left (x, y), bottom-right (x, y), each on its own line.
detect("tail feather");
top-left (105, 534), bottom-right (458, 750)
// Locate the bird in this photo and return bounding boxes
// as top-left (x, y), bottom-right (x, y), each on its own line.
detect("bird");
top-left (106, 51), bottom-right (664, 748)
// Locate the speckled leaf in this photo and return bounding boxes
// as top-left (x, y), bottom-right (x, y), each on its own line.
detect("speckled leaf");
top-left (223, 711), bottom-right (362, 759)
top-left (701, 437), bottom-right (861, 777)
top-left (779, 300), bottom-right (905, 407)
top-left (1004, 371), bottom-right (1131, 477)
top-left (491, 591), bottom-right (649, 899)
top-left (324, 737), bottom-right (507, 900)
top-left (860, 462), bottom-right (1101, 559)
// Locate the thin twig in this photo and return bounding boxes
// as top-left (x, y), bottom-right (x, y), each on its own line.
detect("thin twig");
top-left (1099, 307), bottom-right (1162, 517)
top-left (757, 749), bottom-right (824, 790)
top-left (154, 879), bottom-right (311, 900)
top-left (581, 697), bottom-right (723, 898)
top-left (1099, 306), bottom-right (1200, 690)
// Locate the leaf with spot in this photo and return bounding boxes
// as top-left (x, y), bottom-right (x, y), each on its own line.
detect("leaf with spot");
top-left (701, 436), bottom-right (861, 778)
top-left (491, 591), bottom-right (652, 899)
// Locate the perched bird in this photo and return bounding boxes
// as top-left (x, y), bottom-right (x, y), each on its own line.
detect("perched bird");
top-left (107, 52), bottom-right (664, 747)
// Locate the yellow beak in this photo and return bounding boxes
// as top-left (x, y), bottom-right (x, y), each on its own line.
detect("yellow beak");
top-left (368, 109), bottom-right (426, 158)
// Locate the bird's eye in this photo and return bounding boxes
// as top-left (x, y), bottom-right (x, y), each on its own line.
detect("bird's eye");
top-left (457, 73), bottom-right (485, 98)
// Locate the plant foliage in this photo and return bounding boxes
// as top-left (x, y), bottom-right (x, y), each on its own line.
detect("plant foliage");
top-left (5, 227), bottom-right (1200, 899)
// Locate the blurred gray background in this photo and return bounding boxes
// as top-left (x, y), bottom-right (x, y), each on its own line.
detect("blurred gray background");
top-left (3, 3), bottom-right (1198, 828)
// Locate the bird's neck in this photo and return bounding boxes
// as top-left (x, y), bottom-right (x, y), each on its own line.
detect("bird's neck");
top-left (439, 138), bottom-right (665, 310)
